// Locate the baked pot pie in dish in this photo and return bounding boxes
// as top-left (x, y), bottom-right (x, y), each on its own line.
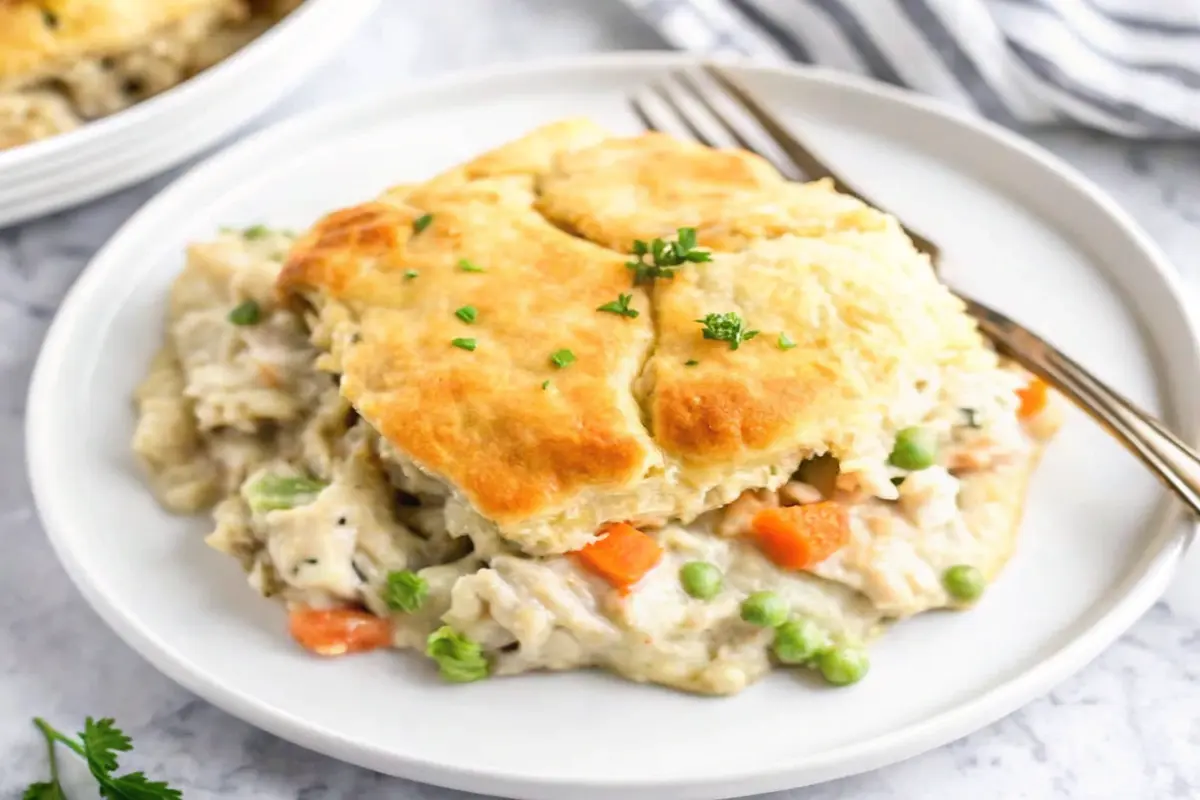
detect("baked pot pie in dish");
top-left (132, 119), bottom-right (1062, 695)
top-left (0, 0), bottom-right (302, 150)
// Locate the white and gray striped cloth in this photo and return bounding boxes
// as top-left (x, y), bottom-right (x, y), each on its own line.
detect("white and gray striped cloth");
top-left (621, 0), bottom-right (1200, 138)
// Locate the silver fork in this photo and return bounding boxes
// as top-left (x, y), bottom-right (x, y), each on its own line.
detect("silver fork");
top-left (630, 66), bottom-right (1200, 517)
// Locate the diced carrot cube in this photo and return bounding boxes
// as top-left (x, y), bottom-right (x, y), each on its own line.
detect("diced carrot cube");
top-left (1017, 377), bottom-right (1049, 419)
top-left (575, 522), bottom-right (663, 591)
top-left (751, 502), bottom-right (849, 570)
top-left (289, 607), bottom-right (393, 656)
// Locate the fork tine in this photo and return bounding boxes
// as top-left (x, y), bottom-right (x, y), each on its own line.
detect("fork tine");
top-left (702, 64), bottom-right (940, 262)
top-left (704, 65), bottom-right (840, 185)
top-left (669, 71), bottom-right (804, 180)
top-left (628, 93), bottom-right (661, 133)
top-left (649, 81), bottom-right (723, 149)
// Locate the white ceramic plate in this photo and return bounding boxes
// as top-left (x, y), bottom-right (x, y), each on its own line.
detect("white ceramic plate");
top-left (0, 0), bottom-right (379, 229)
top-left (26, 54), bottom-right (1200, 800)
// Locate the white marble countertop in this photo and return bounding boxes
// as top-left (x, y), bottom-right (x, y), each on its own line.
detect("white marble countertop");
top-left (3, 2), bottom-right (1200, 798)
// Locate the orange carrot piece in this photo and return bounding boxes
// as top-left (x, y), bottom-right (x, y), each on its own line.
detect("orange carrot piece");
top-left (750, 503), bottom-right (850, 570)
top-left (576, 522), bottom-right (663, 590)
top-left (289, 607), bottom-right (393, 656)
top-left (1017, 377), bottom-right (1049, 419)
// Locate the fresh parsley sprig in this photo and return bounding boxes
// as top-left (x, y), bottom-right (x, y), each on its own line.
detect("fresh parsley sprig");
top-left (25, 717), bottom-right (182, 800)
top-left (596, 293), bottom-right (639, 318)
top-left (626, 227), bottom-right (711, 285)
top-left (697, 312), bottom-right (759, 350)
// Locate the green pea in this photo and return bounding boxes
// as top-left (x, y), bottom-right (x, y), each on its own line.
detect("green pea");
top-left (228, 299), bottom-right (262, 326)
top-left (772, 618), bottom-right (829, 664)
top-left (740, 591), bottom-right (789, 628)
top-left (426, 626), bottom-right (489, 683)
top-left (889, 426), bottom-right (938, 470)
top-left (943, 564), bottom-right (986, 602)
top-left (384, 570), bottom-right (429, 613)
top-left (679, 561), bottom-right (723, 600)
top-left (817, 645), bottom-right (870, 686)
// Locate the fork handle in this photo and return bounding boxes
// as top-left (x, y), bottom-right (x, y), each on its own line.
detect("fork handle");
top-left (972, 302), bottom-right (1200, 518)
top-left (1041, 346), bottom-right (1200, 518)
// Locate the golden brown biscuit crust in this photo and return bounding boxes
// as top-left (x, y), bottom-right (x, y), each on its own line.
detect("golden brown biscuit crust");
top-left (281, 130), bottom-right (659, 533)
top-left (281, 119), bottom-right (1003, 553)
top-left (0, 0), bottom-right (245, 89)
top-left (645, 232), bottom-right (984, 466)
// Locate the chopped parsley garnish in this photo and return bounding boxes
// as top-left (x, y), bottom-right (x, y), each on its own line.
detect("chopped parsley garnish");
top-left (25, 717), bottom-right (182, 800)
top-left (452, 338), bottom-right (477, 351)
top-left (228, 299), bottom-right (262, 326)
top-left (458, 258), bottom-right (485, 273)
top-left (413, 213), bottom-right (434, 234)
top-left (243, 474), bottom-right (327, 514)
top-left (597, 293), bottom-right (639, 318)
top-left (550, 349), bottom-right (576, 369)
top-left (961, 408), bottom-right (982, 429)
top-left (404, 269), bottom-right (419, 280)
top-left (242, 224), bottom-right (271, 240)
top-left (685, 359), bottom-right (700, 366)
top-left (542, 380), bottom-right (551, 390)
top-left (625, 226), bottom-right (711, 285)
top-left (42, 9), bottom-right (59, 29)
top-left (384, 570), bottom-right (429, 613)
top-left (696, 312), bottom-right (758, 350)
top-left (455, 305), bottom-right (478, 324)
top-left (777, 332), bottom-right (797, 350)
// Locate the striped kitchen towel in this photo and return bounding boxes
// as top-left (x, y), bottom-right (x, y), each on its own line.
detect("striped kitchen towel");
top-left (621, 0), bottom-right (1200, 138)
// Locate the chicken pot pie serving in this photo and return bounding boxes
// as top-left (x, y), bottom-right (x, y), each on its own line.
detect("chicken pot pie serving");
top-left (0, 0), bottom-right (302, 150)
top-left (132, 120), bottom-right (1062, 695)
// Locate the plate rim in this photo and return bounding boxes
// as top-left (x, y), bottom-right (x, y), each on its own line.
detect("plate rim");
top-left (25, 51), bottom-right (1200, 798)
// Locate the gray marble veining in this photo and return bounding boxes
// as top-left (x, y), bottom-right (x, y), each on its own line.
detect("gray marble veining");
top-left (2, 2), bottom-right (1199, 798)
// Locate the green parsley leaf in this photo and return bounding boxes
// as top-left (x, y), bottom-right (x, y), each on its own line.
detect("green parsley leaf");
top-left (455, 305), bottom-right (478, 324)
top-left (242, 224), bottom-right (271, 240)
top-left (384, 570), bottom-right (429, 613)
top-left (27, 717), bottom-right (181, 800)
top-left (23, 782), bottom-right (63, 800)
top-left (777, 332), bottom-right (797, 350)
top-left (228, 299), bottom-right (262, 326)
top-left (452, 338), bottom-right (477, 351)
top-left (100, 771), bottom-right (182, 799)
top-left (404, 269), bottom-right (419, 280)
top-left (696, 312), bottom-right (759, 350)
top-left (596, 293), bottom-right (639, 318)
top-left (42, 10), bottom-right (59, 29)
top-left (458, 258), bottom-right (485, 273)
top-left (413, 213), bottom-right (434, 234)
top-left (82, 718), bottom-right (131, 775)
top-left (550, 349), bottom-right (576, 369)
top-left (625, 227), bottom-right (711, 285)
top-left (542, 380), bottom-right (550, 390)
top-left (685, 359), bottom-right (699, 366)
